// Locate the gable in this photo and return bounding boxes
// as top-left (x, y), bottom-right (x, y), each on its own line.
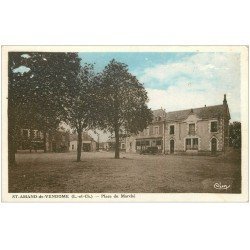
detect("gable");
top-left (184, 113), bottom-right (202, 123)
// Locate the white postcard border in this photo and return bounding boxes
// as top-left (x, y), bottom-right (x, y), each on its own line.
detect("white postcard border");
top-left (1, 45), bottom-right (248, 202)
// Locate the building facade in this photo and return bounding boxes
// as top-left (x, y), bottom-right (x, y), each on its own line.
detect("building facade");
top-left (49, 130), bottom-right (70, 152)
top-left (17, 129), bottom-right (70, 152)
top-left (102, 138), bottom-right (126, 151)
top-left (126, 95), bottom-right (230, 155)
top-left (69, 132), bottom-right (97, 152)
top-left (18, 129), bottom-right (44, 150)
top-left (126, 109), bottom-right (167, 153)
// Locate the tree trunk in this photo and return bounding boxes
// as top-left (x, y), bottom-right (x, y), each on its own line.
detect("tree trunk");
top-left (8, 112), bottom-right (16, 166)
top-left (9, 128), bottom-right (16, 166)
top-left (43, 131), bottom-right (47, 153)
top-left (77, 129), bottom-right (82, 162)
top-left (114, 126), bottom-right (120, 159)
top-left (29, 129), bottom-right (33, 153)
top-left (48, 132), bottom-right (52, 152)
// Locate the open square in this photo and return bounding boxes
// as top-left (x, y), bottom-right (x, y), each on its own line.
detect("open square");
top-left (9, 150), bottom-right (241, 193)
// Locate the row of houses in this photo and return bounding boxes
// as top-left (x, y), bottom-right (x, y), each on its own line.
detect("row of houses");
top-left (17, 129), bottom-right (123, 153)
top-left (17, 129), bottom-right (97, 153)
top-left (18, 95), bottom-right (230, 155)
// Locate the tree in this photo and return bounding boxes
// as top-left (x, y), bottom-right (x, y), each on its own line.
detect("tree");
top-left (8, 52), bottom-right (24, 165)
top-left (8, 52), bottom-right (81, 165)
top-left (21, 52), bottom-right (81, 152)
top-left (65, 64), bottom-right (97, 162)
top-left (97, 59), bottom-right (153, 159)
top-left (229, 122), bottom-right (241, 149)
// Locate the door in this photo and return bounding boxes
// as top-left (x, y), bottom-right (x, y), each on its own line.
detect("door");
top-left (211, 138), bottom-right (217, 154)
top-left (82, 143), bottom-right (91, 152)
top-left (170, 140), bottom-right (174, 154)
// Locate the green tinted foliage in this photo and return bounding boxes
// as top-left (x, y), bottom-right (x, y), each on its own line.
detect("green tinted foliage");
top-left (229, 122), bottom-right (241, 149)
top-left (96, 59), bottom-right (153, 135)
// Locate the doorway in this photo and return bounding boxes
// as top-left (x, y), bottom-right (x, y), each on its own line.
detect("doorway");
top-left (170, 140), bottom-right (175, 154)
top-left (82, 143), bottom-right (91, 152)
top-left (211, 138), bottom-right (217, 154)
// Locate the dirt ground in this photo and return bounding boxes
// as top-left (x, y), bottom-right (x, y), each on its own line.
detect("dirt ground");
top-left (9, 150), bottom-right (241, 193)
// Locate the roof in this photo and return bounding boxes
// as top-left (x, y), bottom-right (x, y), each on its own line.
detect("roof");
top-left (153, 109), bottom-right (167, 117)
top-left (165, 104), bottom-right (228, 122)
top-left (70, 132), bottom-right (95, 141)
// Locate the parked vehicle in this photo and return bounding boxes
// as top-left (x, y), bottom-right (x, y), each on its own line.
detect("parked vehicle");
top-left (140, 147), bottom-right (158, 155)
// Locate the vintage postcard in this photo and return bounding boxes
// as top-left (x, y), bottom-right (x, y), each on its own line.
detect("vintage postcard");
top-left (1, 45), bottom-right (248, 202)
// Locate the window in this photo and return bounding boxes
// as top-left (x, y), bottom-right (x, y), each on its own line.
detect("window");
top-left (186, 138), bottom-right (199, 150)
top-left (170, 125), bottom-right (175, 135)
top-left (186, 138), bottom-right (192, 150)
top-left (154, 126), bottom-right (159, 135)
top-left (136, 141), bottom-right (141, 146)
top-left (189, 123), bottom-right (195, 135)
top-left (211, 121), bottom-right (218, 132)
top-left (29, 130), bottom-right (35, 138)
top-left (193, 138), bottom-right (198, 149)
top-left (72, 144), bottom-right (74, 150)
top-left (156, 140), bottom-right (162, 145)
top-left (144, 128), bottom-right (149, 136)
top-left (145, 141), bottom-right (150, 146)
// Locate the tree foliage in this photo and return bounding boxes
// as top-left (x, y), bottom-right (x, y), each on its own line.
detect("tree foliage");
top-left (96, 59), bottom-right (153, 158)
top-left (229, 121), bottom-right (241, 149)
top-left (8, 55), bottom-right (153, 164)
top-left (65, 63), bottom-right (97, 162)
top-left (8, 52), bottom-right (81, 164)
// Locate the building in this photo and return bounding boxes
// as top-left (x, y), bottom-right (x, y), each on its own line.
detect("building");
top-left (102, 138), bottom-right (126, 151)
top-left (17, 128), bottom-right (70, 152)
top-left (126, 109), bottom-right (166, 153)
top-left (126, 95), bottom-right (230, 155)
top-left (17, 129), bottom-right (44, 150)
top-left (69, 132), bottom-right (97, 152)
top-left (48, 130), bottom-right (70, 152)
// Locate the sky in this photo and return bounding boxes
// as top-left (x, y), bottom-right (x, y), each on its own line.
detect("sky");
top-left (79, 51), bottom-right (241, 121)
top-left (78, 52), bottom-right (241, 142)
top-left (15, 52), bottom-right (242, 142)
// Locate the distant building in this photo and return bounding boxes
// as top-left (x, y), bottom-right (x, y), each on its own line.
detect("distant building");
top-left (18, 129), bottom-right (44, 150)
top-left (17, 128), bottom-right (70, 152)
top-left (98, 142), bottom-right (106, 150)
top-left (49, 130), bottom-right (70, 152)
top-left (102, 138), bottom-right (126, 151)
top-left (126, 95), bottom-right (230, 154)
top-left (69, 132), bottom-right (97, 152)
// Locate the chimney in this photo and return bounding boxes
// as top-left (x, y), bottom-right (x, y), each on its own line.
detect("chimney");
top-left (204, 105), bottom-right (206, 107)
top-left (223, 94), bottom-right (227, 106)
